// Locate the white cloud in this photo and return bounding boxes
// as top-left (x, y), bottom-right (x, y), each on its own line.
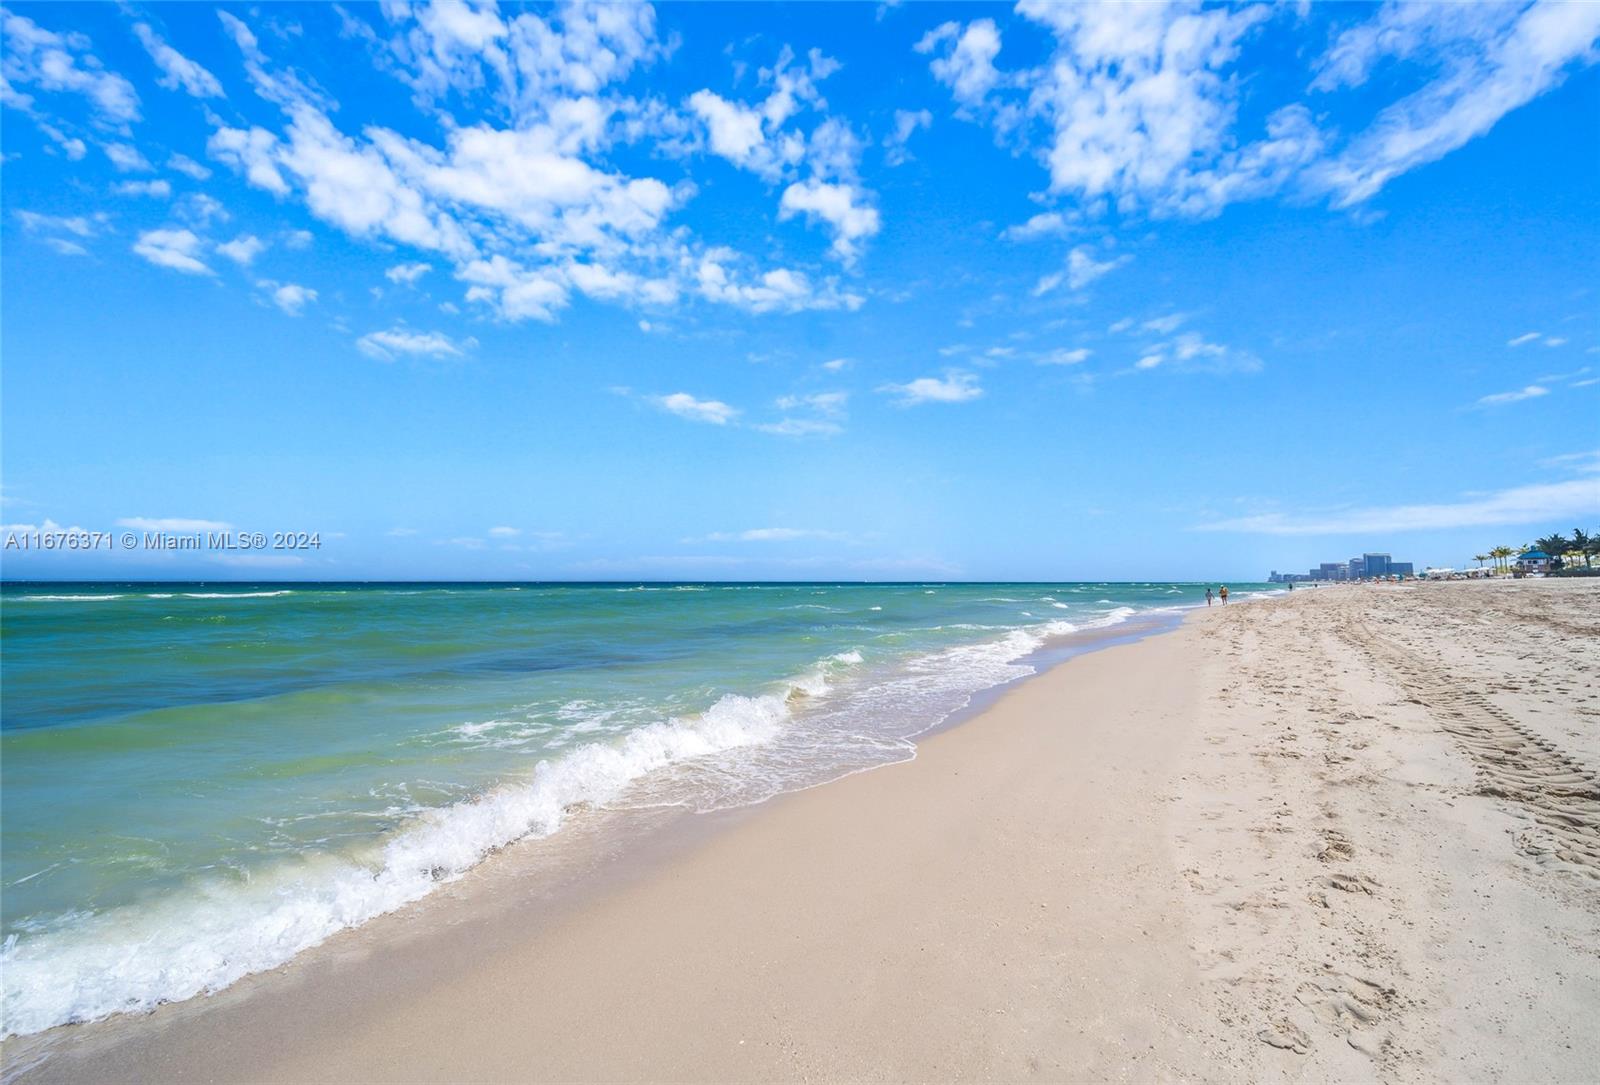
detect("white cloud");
top-left (880, 370), bottom-right (982, 405)
top-left (919, 0), bottom-right (1600, 220)
top-left (1001, 211), bottom-right (1073, 241)
top-left (386, 526), bottom-right (419, 537)
top-left (697, 527), bottom-right (850, 543)
top-left (688, 89), bottom-right (768, 169)
top-left (778, 179), bottom-right (880, 263)
top-left (1476, 384), bottom-right (1549, 406)
top-left (208, 125), bottom-right (291, 195)
top-left (821, 357), bottom-right (851, 371)
top-left (133, 23), bottom-right (224, 98)
top-left (132, 228), bottom-right (213, 275)
top-left (695, 255), bottom-right (862, 314)
top-left (15, 210), bottom-right (95, 238)
top-left (775, 391), bottom-right (848, 417)
top-left (1193, 477), bottom-right (1600, 536)
top-left (37, 122), bottom-right (87, 160)
top-left (167, 153), bottom-right (212, 180)
top-left (261, 281), bottom-right (318, 316)
top-left (1142, 313), bottom-right (1188, 334)
top-left (488, 526), bottom-right (520, 538)
top-left (1135, 331), bottom-right (1260, 375)
top-left (217, 235), bottom-right (266, 266)
top-left (356, 327), bottom-right (475, 361)
top-left (189, 10), bottom-right (874, 324)
top-left (2, 518), bottom-right (76, 536)
top-left (1034, 246), bottom-right (1131, 295)
top-left (1, 10), bottom-right (140, 122)
top-left (104, 142), bottom-right (152, 172)
top-left (113, 179), bottom-right (172, 198)
top-left (1508, 330), bottom-right (1542, 346)
top-left (915, 19), bottom-right (1002, 106)
top-left (117, 517), bottom-right (231, 532)
top-left (1038, 347), bottom-right (1091, 365)
top-left (753, 417), bottom-right (843, 438)
top-left (385, 261), bottom-right (433, 284)
top-left (655, 392), bottom-right (738, 425)
top-left (1309, 2), bottom-right (1600, 206)
top-left (884, 108), bottom-right (931, 165)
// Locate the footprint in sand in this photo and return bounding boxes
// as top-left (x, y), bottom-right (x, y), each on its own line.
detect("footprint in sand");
top-left (1257, 1018), bottom-right (1312, 1054)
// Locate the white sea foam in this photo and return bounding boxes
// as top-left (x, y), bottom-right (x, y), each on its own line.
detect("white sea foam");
top-left (179, 591), bottom-right (294, 599)
top-left (14, 594), bottom-right (124, 602)
top-left (0, 666), bottom-right (820, 1038)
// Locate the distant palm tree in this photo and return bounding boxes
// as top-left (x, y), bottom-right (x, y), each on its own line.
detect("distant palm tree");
top-left (1570, 528), bottom-right (1593, 570)
top-left (1473, 553), bottom-right (1488, 569)
top-left (1489, 545), bottom-right (1516, 573)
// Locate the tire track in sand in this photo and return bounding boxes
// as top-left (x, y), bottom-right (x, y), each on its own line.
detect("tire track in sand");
top-left (1339, 618), bottom-right (1600, 879)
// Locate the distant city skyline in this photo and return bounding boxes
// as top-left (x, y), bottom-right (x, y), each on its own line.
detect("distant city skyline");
top-left (2, 3), bottom-right (1598, 581)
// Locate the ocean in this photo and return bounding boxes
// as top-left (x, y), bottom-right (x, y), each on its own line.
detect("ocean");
top-left (0, 580), bottom-right (1268, 1036)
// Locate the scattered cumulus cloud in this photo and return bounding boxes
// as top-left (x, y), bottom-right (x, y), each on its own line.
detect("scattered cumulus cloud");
top-left (356, 327), bottom-right (475, 361)
top-left (1, 9), bottom-right (140, 123)
top-left (132, 22), bottom-right (224, 98)
top-left (260, 281), bottom-right (318, 316)
top-left (918, 1), bottom-right (1600, 220)
top-left (113, 179), bottom-right (171, 198)
top-left (880, 370), bottom-right (982, 405)
top-left (217, 234), bottom-right (267, 265)
top-left (1038, 347), bottom-right (1091, 365)
top-left (1001, 212), bottom-right (1074, 242)
top-left (132, 228), bottom-right (212, 275)
top-left (1034, 246), bottom-right (1130, 295)
top-left (655, 392), bottom-right (739, 425)
top-left (103, 142), bottom-right (152, 172)
top-left (883, 108), bottom-right (931, 165)
top-left (385, 261), bottom-right (433, 284)
top-left (167, 153), bottom-right (212, 180)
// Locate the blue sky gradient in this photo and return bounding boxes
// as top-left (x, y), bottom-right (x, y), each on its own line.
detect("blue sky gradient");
top-left (3, 1), bottom-right (1598, 580)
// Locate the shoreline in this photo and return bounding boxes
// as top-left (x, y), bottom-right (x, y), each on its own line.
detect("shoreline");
top-left (6, 581), bottom-right (1597, 1081)
top-left (1, 597), bottom-right (1209, 1077)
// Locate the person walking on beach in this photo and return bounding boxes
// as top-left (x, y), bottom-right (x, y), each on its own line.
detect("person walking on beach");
top-left (1219, 585), bottom-right (1229, 604)
top-left (1206, 587), bottom-right (1214, 606)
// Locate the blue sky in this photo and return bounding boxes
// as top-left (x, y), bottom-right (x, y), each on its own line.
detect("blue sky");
top-left (2, 0), bottom-right (1598, 581)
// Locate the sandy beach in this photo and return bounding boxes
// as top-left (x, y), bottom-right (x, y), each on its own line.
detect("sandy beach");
top-left (6, 579), bottom-right (1598, 1083)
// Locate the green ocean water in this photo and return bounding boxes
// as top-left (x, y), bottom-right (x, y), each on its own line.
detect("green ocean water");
top-left (0, 580), bottom-right (1270, 1035)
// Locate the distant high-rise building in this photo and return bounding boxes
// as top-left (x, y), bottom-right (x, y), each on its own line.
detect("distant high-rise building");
top-left (1271, 551), bottom-right (1416, 582)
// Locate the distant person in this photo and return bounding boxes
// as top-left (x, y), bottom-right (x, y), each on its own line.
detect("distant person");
top-left (1219, 585), bottom-right (1229, 604)
top-left (1206, 587), bottom-right (1214, 606)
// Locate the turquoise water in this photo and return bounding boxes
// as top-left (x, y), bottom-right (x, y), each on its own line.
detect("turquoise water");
top-left (0, 581), bottom-right (1269, 1035)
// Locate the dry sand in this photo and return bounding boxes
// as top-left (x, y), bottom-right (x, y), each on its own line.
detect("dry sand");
top-left (6, 580), bottom-right (1598, 1082)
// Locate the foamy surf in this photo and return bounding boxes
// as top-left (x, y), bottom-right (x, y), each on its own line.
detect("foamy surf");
top-left (0, 680), bottom-right (799, 1037)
